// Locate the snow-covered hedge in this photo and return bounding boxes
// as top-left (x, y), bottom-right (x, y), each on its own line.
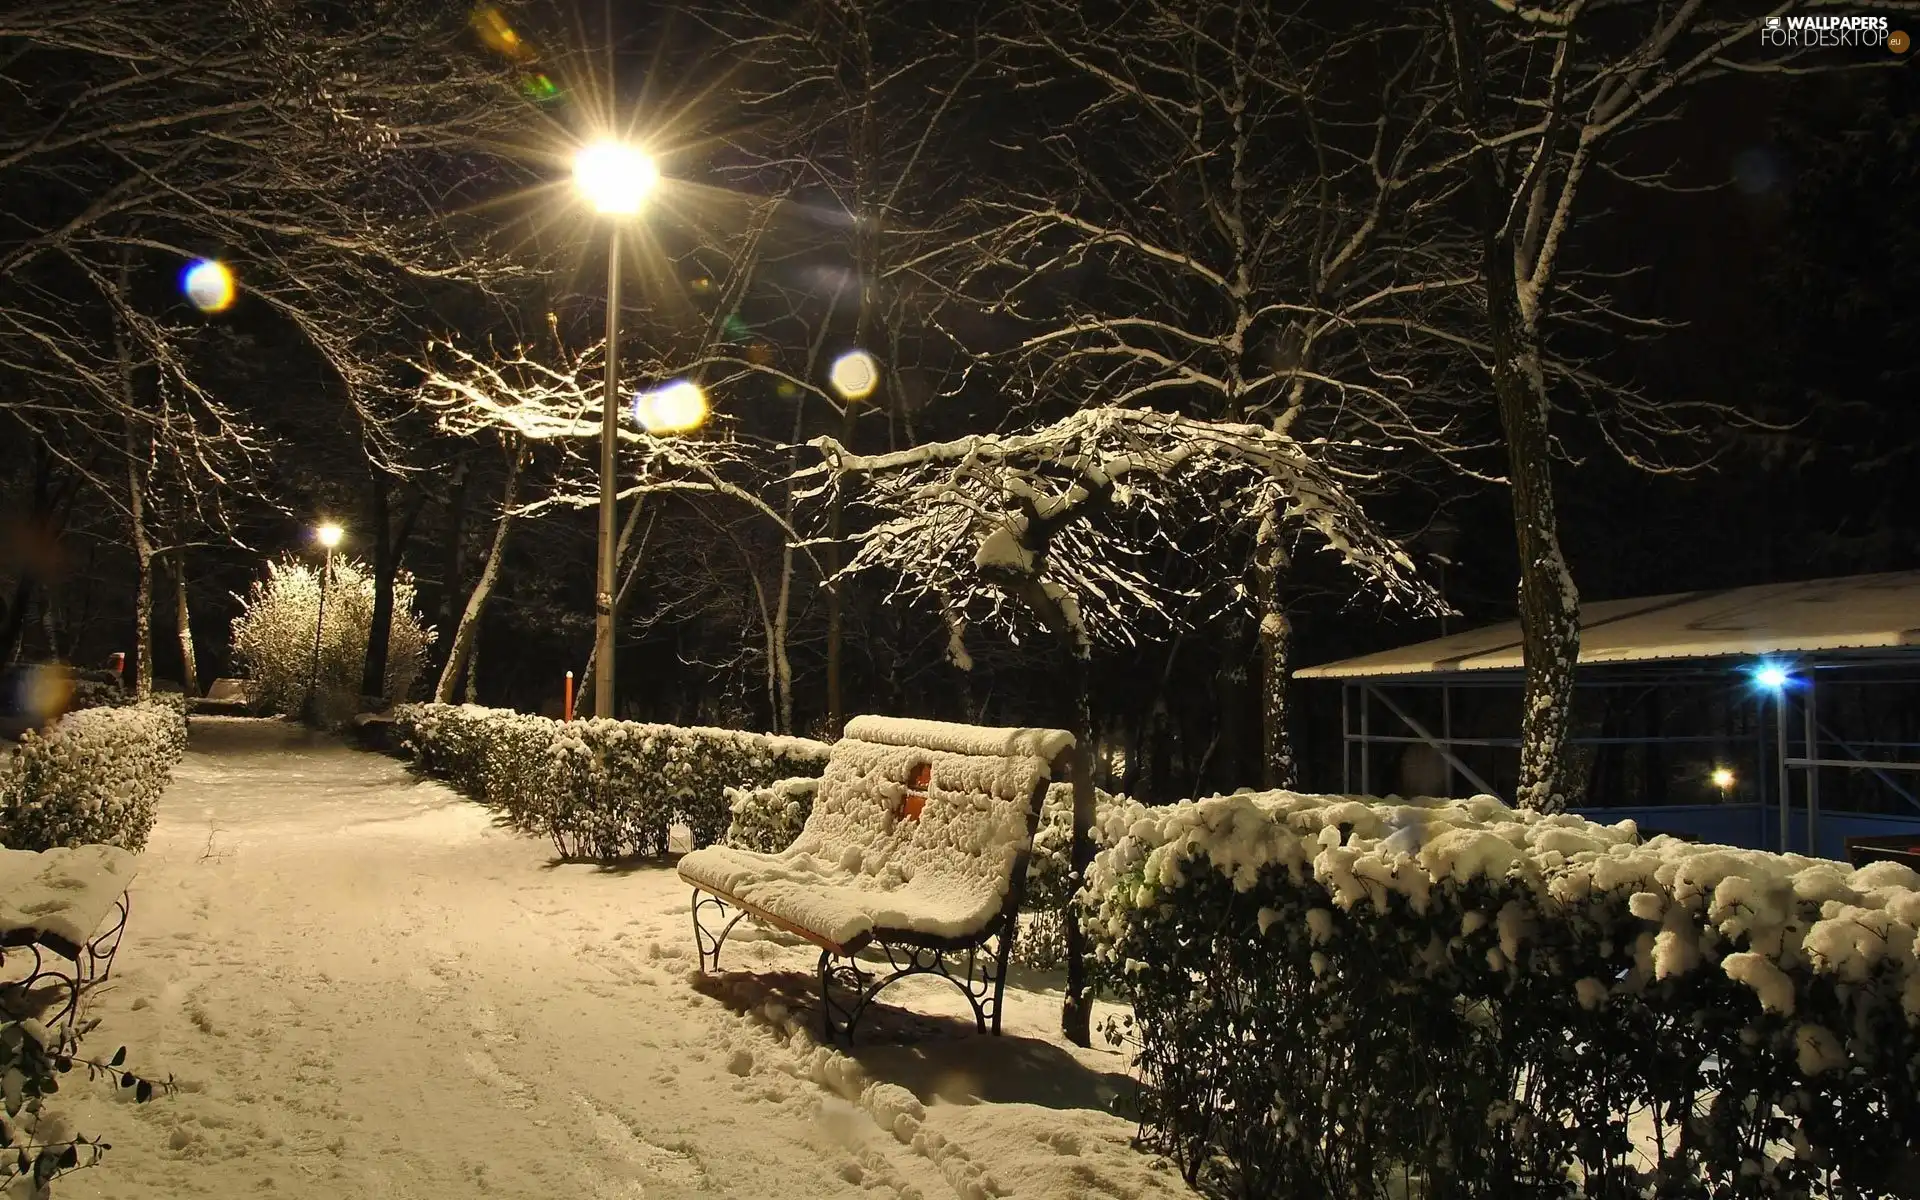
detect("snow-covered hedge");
top-left (1085, 790), bottom-right (1920, 1197)
top-left (0, 701), bottom-right (186, 852)
top-left (723, 774), bottom-right (1123, 967)
top-left (396, 703), bottom-right (829, 860)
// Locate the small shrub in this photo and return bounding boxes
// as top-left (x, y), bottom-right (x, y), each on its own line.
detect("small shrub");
top-left (0, 701), bottom-right (186, 852)
top-left (1086, 790), bottom-right (1920, 1198)
top-left (396, 703), bottom-right (829, 860)
top-left (0, 1016), bottom-right (172, 1195)
top-left (724, 777), bottom-right (821, 853)
top-left (230, 557), bottom-right (433, 725)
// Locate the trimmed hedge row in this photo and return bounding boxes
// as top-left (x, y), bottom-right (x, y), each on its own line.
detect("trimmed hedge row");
top-left (1084, 790), bottom-right (1920, 1199)
top-left (395, 703), bottom-right (830, 860)
top-left (0, 701), bottom-right (187, 852)
top-left (725, 775), bottom-right (1124, 967)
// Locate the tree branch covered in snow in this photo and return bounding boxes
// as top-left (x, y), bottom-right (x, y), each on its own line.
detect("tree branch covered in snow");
top-left (802, 405), bottom-right (1441, 656)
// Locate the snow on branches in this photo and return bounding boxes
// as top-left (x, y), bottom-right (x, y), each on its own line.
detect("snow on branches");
top-left (802, 405), bottom-right (1439, 658)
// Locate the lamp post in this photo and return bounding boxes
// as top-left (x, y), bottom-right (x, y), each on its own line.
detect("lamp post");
top-left (573, 140), bottom-right (658, 718)
top-left (306, 523), bottom-right (343, 722)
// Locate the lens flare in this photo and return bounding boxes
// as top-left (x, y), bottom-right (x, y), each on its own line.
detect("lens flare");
top-left (181, 259), bottom-right (235, 313)
top-left (470, 4), bottom-right (535, 61)
top-left (519, 72), bottom-right (560, 102)
top-left (632, 380), bottom-right (709, 435)
top-left (1710, 766), bottom-right (1735, 791)
top-left (829, 349), bottom-right (880, 401)
top-left (1, 663), bottom-right (74, 737)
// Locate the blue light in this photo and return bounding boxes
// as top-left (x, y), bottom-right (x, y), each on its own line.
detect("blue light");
top-left (1751, 662), bottom-right (1790, 691)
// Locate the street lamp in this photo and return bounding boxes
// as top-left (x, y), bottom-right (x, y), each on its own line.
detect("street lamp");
top-left (1752, 660), bottom-right (1793, 851)
top-left (574, 139), bottom-right (658, 719)
top-left (305, 523), bottom-right (343, 723)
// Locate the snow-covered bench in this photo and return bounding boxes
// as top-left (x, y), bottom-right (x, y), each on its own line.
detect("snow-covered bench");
top-left (0, 845), bottom-right (137, 1026)
top-left (679, 715), bottom-right (1073, 1043)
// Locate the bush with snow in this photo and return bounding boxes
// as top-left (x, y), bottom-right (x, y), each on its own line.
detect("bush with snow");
top-left (0, 701), bottom-right (186, 852)
top-left (397, 703), bottom-right (830, 860)
top-left (0, 1016), bottom-right (171, 1194)
top-left (229, 557), bottom-right (433, 725)
top-left (724, 777), bottom-right (822, 854)
top-left (1085, 789), bottom-right (1920, 1197)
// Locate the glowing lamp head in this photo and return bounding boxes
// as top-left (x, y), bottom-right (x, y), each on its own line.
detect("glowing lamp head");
top-left (573, 141), bottom-right (658, 215)
top-left (315, 523), bottom-right (344, 550)
top-left (1710, 766), bottom-right (1735, 791)
top-left (1752, 662), bottom-right (1791, 691)
top-left (181, 259), bottom-right (236, 313)
top-left (828, 349), bottom-right (880, 402)
top-left (632, 380), bottom-right (709, 435)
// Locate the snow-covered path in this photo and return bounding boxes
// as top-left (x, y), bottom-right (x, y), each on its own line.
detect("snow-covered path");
top-left (58, 717), bottom-right (1185, 1200)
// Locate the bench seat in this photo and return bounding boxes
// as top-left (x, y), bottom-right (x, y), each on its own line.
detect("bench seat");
top-left (678, 845), bottom-right (1022, 953)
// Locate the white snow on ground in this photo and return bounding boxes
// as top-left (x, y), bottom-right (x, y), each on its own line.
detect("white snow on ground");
top-left (55, 717), bottom-right (1186, 1200)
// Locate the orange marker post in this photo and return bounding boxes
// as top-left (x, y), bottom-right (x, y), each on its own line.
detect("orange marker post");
top-left (563, 671), bottom-right (575, 722)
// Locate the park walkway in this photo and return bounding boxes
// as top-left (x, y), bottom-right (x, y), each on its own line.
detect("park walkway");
top-left (57, 717), bottom-right (1180, 1200)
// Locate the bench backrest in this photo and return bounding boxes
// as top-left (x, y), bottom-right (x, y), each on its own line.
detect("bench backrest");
top-left (785, 716), bottom-right (1072, 903)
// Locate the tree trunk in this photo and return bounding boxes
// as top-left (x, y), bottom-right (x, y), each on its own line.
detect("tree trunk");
top-left (1058, 641), bottom-right (1096, 1048)
top-left (117, 310), bottom-right (154, 700)
top-left (823, 403), bottom-right (857, 738)
top-left (435, 442), bottom-right (522, 703)
top-left (1254, 512), bottom-right (1296, 790)
top-left (127, 455), bottom-right (154, 700)
top-left (360, 473), bottom-right (425, 705)
top-left (1446, 0), bottom-right (1580, 812)
top-left (1012, 576), bottom-right (1097, 1047)
top-left (1487, 286), bottom-right (1579, 813)
top-left (361, 473), bottom-right (394, 703)
top-left (436, 453), bottom-right (475, 675)
top-left (171, 552), bottom-right (199, 697)
top-left (0, 443), bottom-right (58, 666)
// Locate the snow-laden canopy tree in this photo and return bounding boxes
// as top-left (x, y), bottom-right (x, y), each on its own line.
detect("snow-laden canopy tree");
top-left (801, 403), bottom-right (1441, 1045)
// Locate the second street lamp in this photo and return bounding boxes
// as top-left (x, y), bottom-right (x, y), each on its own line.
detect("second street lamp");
top-left (305, 522), bottom-right (344, 723)
top-left (575, 140), bottom-right (658, 718)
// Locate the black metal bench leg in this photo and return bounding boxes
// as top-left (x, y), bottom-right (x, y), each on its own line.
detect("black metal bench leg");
top-left (988, 920), bottom-right (1016, 1035)
top-left (691, 889), bottom-right (747, 974)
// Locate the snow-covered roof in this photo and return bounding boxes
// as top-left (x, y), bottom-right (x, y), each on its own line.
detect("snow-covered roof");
top-left (1295, 571), bottom-right (1920, 680)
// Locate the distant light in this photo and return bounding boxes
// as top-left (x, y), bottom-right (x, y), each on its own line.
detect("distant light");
top-left (181, 259), bottom-right (235, 313)
top-left (573, 141), bottom-right (658, 215)
top-left (829, 349), bottom-right (879, 401)
top-left (632, 380), bottom-right (708, 435)
top-left (1752, 662), bottom-right (1791, 691)
top-left (315, 523), bottom-right (344, 549)
top-left (1710, 766), bottom-right (1735, 791)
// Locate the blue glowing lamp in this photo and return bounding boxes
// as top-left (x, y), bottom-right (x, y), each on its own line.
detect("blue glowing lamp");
top-left (1751, 662), bottom-right (1791, 691)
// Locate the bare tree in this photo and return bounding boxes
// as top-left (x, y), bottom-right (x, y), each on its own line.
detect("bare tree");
top-left (942, 0), bottom-right (1490, 788)
top-left (698, 0), bottom-right (999, 733)
top-left (1430, 0), bottom-right (1916, 809)
top-left (804, 404), bottom-right (1438, 1044)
